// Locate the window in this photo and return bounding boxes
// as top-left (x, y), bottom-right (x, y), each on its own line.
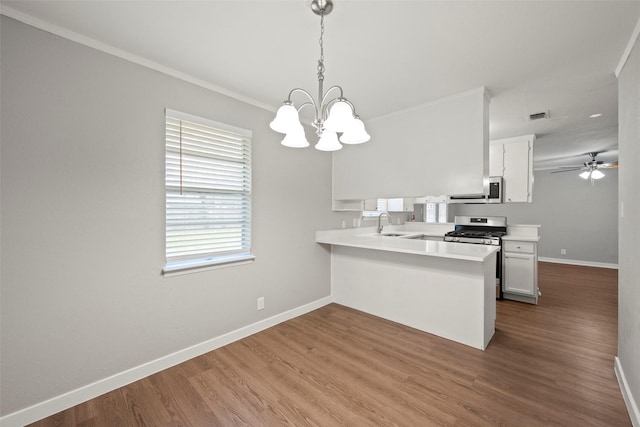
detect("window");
top-left (363, 198), bottom-right (447, 223)
top-left (164, 109), bottom-right (253, 274)
top-left (362, 198), bottom-right (388, 218)
top-left (426, 202), bottom-right (448, 223)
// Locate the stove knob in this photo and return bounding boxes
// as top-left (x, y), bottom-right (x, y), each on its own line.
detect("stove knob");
top-left (484, 239), bottom-right (491, 244)
top-left (455, 237), bottom-right (460, 242)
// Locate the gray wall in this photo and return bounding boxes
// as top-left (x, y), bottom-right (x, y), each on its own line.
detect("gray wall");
top-left (617, 27), bottom-right (640, 424)
top-left (0, 17), bottom-right (336, 416)
top-left (453, 169), bottom-right (619, 265)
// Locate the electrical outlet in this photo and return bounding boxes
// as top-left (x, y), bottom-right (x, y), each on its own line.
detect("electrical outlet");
top-left (257, 297), bottom-right (265, 310)
top-left (561, 249), bottom-right (567, 255)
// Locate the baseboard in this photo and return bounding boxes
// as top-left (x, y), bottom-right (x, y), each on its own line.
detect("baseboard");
top-left (502, 292), bottom-right (537, 305)
top-left (0, 296), bottom-right (333, 427)
top-left (615, 356), bottom-right (640, 427)
top-left (538, 257), bottom-right (618, 270)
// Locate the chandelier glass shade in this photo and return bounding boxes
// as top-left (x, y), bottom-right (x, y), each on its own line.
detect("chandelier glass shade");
top-left (269, 0), bottom-right (370, 151)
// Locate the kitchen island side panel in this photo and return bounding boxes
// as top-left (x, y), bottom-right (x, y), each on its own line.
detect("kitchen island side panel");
top-left (331, 246), bottom-right (496, 350)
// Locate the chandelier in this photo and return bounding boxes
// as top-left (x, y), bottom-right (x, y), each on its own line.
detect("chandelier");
top-left (269, 0), bottom-right (370, 151)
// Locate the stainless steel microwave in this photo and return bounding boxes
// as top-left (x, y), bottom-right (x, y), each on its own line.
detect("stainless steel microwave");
top-left (448, 177), bottom-right (503, 204)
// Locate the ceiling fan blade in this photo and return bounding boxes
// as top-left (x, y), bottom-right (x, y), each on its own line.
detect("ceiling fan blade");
top-left (599, 162), bottom-right (619, 169)
top-left (551, 168), bottom-right (583, 174)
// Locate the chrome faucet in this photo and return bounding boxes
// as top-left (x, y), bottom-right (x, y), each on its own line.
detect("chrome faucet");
top-left (377, 211), bottom-right (391, 234)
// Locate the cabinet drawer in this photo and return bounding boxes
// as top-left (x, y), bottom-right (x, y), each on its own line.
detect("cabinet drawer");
top-left (504, 241), bottom-right (535, 254)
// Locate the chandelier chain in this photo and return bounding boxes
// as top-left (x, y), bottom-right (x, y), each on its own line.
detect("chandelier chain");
top-left (317, 12), bottom-right (325, 81)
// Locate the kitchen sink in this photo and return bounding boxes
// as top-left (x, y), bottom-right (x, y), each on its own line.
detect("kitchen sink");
top-left (361, 232), bottom-right (441, 240)
top-left (404, 234), bottom-right (444, 241)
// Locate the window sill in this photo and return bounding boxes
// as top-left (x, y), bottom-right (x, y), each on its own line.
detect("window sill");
top-left (163, 254), bottom-right (255, 277)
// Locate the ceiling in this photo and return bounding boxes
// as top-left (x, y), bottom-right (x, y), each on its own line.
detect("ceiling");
top-left (2, 0), bottom-right (639, 171)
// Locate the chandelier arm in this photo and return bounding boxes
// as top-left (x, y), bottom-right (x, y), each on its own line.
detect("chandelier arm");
top-left (286, 88), bottom-right (315, 104)
top-left (339, 97), bottom-right (358, 116)
top-left (320, 85), bottom-right (345, 107)
top-left (295, 102), bottom-right (315, 113)
top-left (298, 102), bottom-right (317, 122)
top-left (320, 88), bottom-right (358, 122)
top-left (286, 88), bottom-right (320, 117)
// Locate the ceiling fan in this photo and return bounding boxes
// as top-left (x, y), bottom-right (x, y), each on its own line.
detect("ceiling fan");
top-left (551, 152), bottom-right (618, 180)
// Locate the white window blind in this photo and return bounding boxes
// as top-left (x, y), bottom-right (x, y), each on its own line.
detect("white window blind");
top-left (437, 202), bottom-right (448, 223)
top-left (426, 203), bottom-right (437, 223)
top-left (164, 109), bottom-right (253, 273)
top-left (426, 202), bottom-right (448, 223)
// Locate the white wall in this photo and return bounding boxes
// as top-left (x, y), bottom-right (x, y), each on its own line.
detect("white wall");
top-left (453, 169), bottom-right (619, 265)
top-left (0, 16), bottom-right (336, 419)
top-left (332, 88), bottom-right (489, 200)
top-left (617, 22), bottom-right (640, 425)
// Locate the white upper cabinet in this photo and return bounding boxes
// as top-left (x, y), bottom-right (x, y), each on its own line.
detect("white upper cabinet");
top-left (503, 140), bottom-right (531, 202)
top-left (490, 134), bottom-right (535, 203)
top-left (333, 88), bottom-right (490, 201)
top-left (387, 198), bottom-right (416, 212)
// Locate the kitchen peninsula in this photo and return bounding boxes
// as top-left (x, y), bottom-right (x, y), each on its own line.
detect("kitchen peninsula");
top-left (316, 225), bottom-right (499, 350)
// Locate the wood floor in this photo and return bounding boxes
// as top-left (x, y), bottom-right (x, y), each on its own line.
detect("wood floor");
top-left (30, 262), bottom-right (630, 426)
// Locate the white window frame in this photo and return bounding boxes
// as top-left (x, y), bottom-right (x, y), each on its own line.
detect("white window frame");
top-left (362, 198), bottom-right (388, 218)
top-left (163, 109), bottom-right (254, 275)
top-left (364, 199), bottom-right (447, 223)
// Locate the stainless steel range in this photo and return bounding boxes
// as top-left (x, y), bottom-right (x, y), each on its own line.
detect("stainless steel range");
top-left (445, 216), bottom-right (507, 244)
top-left (445, 216), bottom-right (507, 298)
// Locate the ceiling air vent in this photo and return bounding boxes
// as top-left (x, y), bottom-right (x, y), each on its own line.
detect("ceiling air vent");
top-left (529, 111), bottom-right (549, 121)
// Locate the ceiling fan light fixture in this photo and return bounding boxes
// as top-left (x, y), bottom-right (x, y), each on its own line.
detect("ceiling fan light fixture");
top-left (579, 171), bottom-right (591, 179)
top-left (591, 169), bottom-right (605, 179)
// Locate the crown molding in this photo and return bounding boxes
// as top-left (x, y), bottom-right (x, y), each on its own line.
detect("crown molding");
top-left (0, 5), bottom-right (276, 113)
top-left (616, 15), bottom-right (640, 77)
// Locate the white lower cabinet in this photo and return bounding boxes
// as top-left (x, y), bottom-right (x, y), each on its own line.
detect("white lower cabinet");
top-left (502, 240), bottom-right (538, 304)
top-left (504, 253), bottom-right (536, 295)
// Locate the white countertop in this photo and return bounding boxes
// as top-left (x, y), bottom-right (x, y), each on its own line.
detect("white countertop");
top-left (501, 235), bottom-right (541, 242)
top-left (316, 226), bottom-right (499, 262)
top-left (503, 224), bottom-right (542, 242)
